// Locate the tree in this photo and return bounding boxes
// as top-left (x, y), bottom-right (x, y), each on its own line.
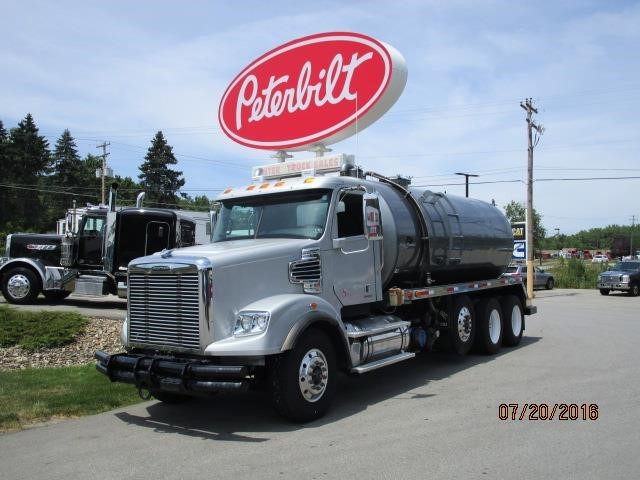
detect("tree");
top-left (0, 120), bottom-right (10, 229)
top-left (503, 200), bottom-right (546, 246)
top-left (138, 131), bottom-right (185, 207)
top-left (47, 129), bottom-right (85, 217)
top-left (52, 130), bottom-right (84, 187)
top-left (5, 114), bottom-right (51, 231)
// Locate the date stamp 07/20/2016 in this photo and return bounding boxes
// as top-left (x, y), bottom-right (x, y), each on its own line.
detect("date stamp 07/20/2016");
top-left (498, 403), bottom-right (599, 421)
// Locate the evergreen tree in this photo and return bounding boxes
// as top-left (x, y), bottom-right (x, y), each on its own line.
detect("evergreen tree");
top-left (5, 114), bottom-right (51, 231)
top-left (52, 130), bottom-right (84, 187)
top-left (48, 129), bottom-right (84, 216)
top-left (0, 120), bottom-right (12, 230)
top-left (138, 131), bottom-right (185, 207)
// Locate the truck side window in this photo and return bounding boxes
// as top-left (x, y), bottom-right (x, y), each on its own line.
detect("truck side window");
top-left (180, 220), bottom-right (196, 246)
top-left (337, 193), bottom-right (364, 238)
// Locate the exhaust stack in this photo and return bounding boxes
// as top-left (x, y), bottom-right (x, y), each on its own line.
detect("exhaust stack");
top-left (136, 192), bottom-right (146, 208)
top-left (108, 183), bottom-right (118, 212)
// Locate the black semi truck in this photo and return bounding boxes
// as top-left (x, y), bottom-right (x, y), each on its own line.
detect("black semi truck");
top-left (0, 187), bottom-right (210, 304)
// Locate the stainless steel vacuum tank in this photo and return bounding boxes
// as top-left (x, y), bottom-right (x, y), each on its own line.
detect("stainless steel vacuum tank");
top-left (372, 181), bottom-right (513, 287)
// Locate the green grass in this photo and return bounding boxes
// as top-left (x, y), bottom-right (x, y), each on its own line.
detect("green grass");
top-left (0, 306), bottom-right (88, 351)
top-left (0, 364), bottom-right (142, 431)
top-left (548, 258), bottom-right (608, 289)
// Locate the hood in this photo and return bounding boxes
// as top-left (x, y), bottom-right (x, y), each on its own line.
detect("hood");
top-left (131, 237), bottom-right (319, 269)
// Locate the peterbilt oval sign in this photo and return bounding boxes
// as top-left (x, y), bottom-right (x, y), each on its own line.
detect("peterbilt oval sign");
top-left (218, 32), bottom-right (407, 151)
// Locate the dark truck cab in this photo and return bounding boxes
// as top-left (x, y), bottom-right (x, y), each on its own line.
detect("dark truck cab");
top-left (0, 188), bottom-right (200, 304)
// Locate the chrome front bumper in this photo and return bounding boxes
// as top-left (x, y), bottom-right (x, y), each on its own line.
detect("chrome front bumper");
top-left (598, 282), bottom-right (630, 290)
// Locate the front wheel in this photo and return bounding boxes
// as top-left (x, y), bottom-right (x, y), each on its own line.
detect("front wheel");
top-left (546, 278), bottom-right (554, 290)
top-left (1, 267), bottom-right (41, 304)
top-left (629, 284), bottom-right (640, 297)
top-left (268, 327), bottom-right (336, 422)
top-left (599, 289), bottom-right (610, 296)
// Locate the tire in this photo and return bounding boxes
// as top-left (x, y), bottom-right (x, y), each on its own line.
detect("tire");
top-left (599, 289), bottom-right (610, 296)
top-left (546, 278), bottom-right (554, 290)
top-left (501, 295), bottom-right (524, 347)
top-left (43, 290), bottom-right (72, 302)
top-left (150, 390), bottom-right (192, 404)
top-left (1, 267), bottom-right (41, 304)
top-left (475, 297), bottom-right (503, 355)
top-left (268, 327), bottom-right (336, 422)
top-left (449, 295), bottom-right (476, 355)
top-left (629, 283), bottom-right (640, 297)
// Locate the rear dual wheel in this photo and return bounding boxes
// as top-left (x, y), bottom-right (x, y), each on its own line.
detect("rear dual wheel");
top-left (501, 295), bottom-right (524, 347)
top-left (475, 298), bottom-right (503, 355)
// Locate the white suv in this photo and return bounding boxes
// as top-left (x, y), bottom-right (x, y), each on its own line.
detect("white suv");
top-left (592, 254), bottom-right (609, 263)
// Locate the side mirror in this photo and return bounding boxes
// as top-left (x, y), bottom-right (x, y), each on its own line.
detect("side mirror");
top-left (336, 201), bottom-right (346, 214)
top-left (363, 192), bottom-right (383, 241)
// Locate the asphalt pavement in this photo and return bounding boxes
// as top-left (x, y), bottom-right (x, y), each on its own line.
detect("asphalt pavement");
top-left (1, 288), bottom-right (639, 479)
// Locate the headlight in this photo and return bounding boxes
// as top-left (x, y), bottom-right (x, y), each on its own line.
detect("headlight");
top-left (234, 311), bottom-right (270, 337)
top-left (622, 275), bottom-right (630, 282)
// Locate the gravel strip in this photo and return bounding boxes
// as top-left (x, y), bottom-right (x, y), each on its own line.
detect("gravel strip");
top-left (0, 317), bottom-right (124, 370)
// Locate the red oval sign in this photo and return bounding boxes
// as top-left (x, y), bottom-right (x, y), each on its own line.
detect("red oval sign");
top-left (218, 32), bottom-right (407, 151)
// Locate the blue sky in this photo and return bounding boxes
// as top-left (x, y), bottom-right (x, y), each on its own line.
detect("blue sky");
top-left (2, 0), bottom-right (639, 234)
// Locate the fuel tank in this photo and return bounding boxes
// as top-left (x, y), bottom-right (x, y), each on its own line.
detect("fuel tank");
top-left (374, 183), bottom-right (513, 287)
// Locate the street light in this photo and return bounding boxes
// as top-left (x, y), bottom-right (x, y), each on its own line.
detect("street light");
top-left (455, 172), bottom-right (479, 198)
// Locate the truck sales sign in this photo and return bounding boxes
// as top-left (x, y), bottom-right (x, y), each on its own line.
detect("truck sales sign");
top-left (218, 32), bottom-right (407, 151)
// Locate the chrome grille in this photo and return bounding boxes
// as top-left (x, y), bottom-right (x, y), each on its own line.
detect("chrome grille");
top-left (128, 271), bottom-right (201, 350)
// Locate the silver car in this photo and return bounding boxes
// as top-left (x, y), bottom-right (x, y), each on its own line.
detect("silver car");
top-left (502, 264), bottom-right (555, 290)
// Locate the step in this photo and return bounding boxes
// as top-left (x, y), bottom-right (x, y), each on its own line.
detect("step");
top-left (351, 351), bottom-right (416, 374)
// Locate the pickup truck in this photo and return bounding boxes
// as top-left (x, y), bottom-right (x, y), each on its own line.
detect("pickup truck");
top-left (597, 261), bottom-right (640, 296)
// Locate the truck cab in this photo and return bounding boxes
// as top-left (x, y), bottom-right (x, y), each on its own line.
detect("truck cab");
top-left (0, 188), bottom-right (206, 304)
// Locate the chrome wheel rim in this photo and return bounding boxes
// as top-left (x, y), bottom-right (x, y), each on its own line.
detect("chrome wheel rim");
top-left (298, 348), bottom-right (328, 403)
top-left (7, 274), bottom-right (31, 300)
top-left (511, 305), bottom-right (522, 336)
top-left (489, 309), bottom-right (501, 344)
top-left (457, 306), bottom-right (472, 343)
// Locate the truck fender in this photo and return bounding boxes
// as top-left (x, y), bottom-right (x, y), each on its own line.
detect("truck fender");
top-left (204, 294), bottom-right (350, 364)
top-left (0, 259), bottom-right (74, 292)
top-left (0, 258), bottom-right (47, 287)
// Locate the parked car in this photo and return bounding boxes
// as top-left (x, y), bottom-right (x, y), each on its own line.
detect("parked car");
top-left (502, 264), bottom-right (555, 290)
top-left (597, 260), bottom-right (640, 296)
top-left (592, 254), bottom-right (609, 263)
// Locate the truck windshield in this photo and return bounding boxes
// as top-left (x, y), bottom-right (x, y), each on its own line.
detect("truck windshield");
top-left (213, 189), bottom-right (331, 242)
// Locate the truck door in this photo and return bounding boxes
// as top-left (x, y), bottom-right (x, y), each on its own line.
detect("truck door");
top-left (145, 221), bottom-right (170, 255)
top-left (326, 190), bottom-right (380, 306)
top-left (77, 214), bottom-right (106, 268)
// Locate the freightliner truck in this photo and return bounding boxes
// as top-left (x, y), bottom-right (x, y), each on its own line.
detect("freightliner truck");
top-left (0, 187), bottom-right (210, 304)
top-left (96, 155), bottom-right (535, 421)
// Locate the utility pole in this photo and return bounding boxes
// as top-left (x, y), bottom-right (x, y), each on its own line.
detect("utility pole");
top-left (520, 98), bottom-right (544, 301)
top-left (96, 142), bottom-right (110, 205)
top-left (631, 215), bottom-right (637, 258)
top-left (455, 172), bottom-right (479, 197)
